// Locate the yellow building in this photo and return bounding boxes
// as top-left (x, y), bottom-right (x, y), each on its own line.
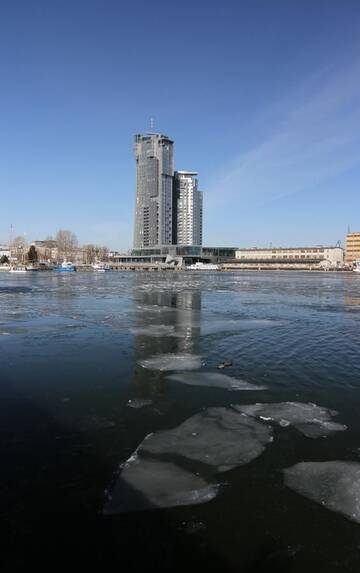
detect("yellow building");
top-left (346, 233), bottom-right (360, 264)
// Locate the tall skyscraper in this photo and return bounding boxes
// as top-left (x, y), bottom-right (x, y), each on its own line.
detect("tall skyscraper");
top-left (173, 171), bottom-right (203, 246)
top-left (133, 133), bottom-right (174, 248)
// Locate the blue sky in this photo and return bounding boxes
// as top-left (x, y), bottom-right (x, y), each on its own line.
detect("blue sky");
top-left (0, 0), bottom-right (359, 250)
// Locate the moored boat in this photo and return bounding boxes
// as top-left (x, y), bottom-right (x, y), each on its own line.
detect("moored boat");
top-left (25, 265), bottom-right (38, 272)
top-left (54, 261), bottom-right (76, 272)
top-left (9, 266), bottom-right (27, 273)
top-left (187, 262), bottom-right (219, 271)
top-left (91, 262), bottom-right (108, 272)
top-left (353, 260), bottom-right (360, 273)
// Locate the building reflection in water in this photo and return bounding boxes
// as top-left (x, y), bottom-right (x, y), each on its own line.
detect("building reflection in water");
top-left (130, 289), bottom-right (201, 399)
top-left (344, 295), bottom-right (360, 307)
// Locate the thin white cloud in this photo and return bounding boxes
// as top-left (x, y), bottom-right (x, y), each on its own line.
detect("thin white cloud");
top-left (207, 59), bottom-right (360, 208)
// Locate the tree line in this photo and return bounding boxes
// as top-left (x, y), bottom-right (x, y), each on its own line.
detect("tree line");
top-left (4, 229), bottom-right (110, 264)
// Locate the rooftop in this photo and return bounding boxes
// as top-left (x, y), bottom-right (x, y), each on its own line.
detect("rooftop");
top-left (237, 246), bottom-right (342, 252)
top-left (135, 132), bottom-right (173, 142)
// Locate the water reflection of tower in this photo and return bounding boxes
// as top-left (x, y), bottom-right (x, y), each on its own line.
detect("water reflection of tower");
top-left (344, 295), bottom-right (360, 307)
top-left (172, 291), bottom-right (201, 352)
top-left (131, 289), bottom-right (202, 398)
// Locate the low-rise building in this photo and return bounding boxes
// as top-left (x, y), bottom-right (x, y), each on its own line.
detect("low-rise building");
top-left (33, 241), bottom-right (89, 265)
top-left (345, 233), bottom-right (360, 264)
top-left (225, 246), bottom-right (344, 270)
top-left (127, 245), bottom-right (237, 265)
top-left (33, 240), bottom-right (59, 262)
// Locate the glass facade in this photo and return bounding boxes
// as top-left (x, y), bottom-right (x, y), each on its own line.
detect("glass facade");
top-left (202, 247), bottom-right (237, 260)
top-left (131, 245), bottom-right (233, 260)
top-left (133, 134), bottom-right (174, 248)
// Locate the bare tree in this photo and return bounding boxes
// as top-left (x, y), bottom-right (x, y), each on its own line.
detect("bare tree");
top-left (82, 244), bottom-right (109, 264)
top-left (55, 229), bottom-right (78, 261)
top-left (97, 246), bottom-right (109, 261)
top-left (83, 244), bottom-right (97, 264)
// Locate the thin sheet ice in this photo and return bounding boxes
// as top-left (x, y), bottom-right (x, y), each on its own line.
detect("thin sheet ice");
top-left (130, 324), bottom-right (184, 338)
top-left (139, 407), bottom-right (273, 472)
top-left (139, 353), bottom-right (203, 371)
top-left (284, 461), bottom-right (360, 524)
top-left (166, 371), bottom-right (266, 391)
top-left (103, 456), bottom-right (219, 513)
top-left (200, 318), bottom-right (281, 336)
top-left (233, 402), bottom-right (346, 438)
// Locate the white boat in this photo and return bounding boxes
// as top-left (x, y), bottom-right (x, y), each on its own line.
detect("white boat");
top-left (353, 260), bottom-right (360, 273)
top-left (9, 266), bottom-right (27, 273)
top-left (187, 261), bottom-right (219, 271)
top-left (91, 262), bottom-right (107, 272)
top-left (25, 264), bottom-right (38, 272)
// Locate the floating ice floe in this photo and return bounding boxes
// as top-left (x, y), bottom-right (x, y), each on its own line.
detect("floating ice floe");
top-left (232, 402), bottom-right (347, 438)
top-left (166, 371), bottom-right (266, 391)
top-left (136, 304), bottom-right (195, 315)
top-left (139, 407), bottom-right (273, 472)
top-left (103, 456), bottom-right (219, 514)
top-left (127, 398), bottom-right (153, 409)
top-left (284, 461), bottom-right (360, 524)
top-left (200, 318), bottom-right (280, 336)
top-left (130, 324), bottom-right (184, 338)
top-left (217, 360), bottom-right (232, 369)
top-left (139, 353), bottom-right (203, 371)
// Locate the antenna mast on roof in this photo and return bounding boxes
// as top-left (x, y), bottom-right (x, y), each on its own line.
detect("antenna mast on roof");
top-left (150, 117), bottom-right (154, 131)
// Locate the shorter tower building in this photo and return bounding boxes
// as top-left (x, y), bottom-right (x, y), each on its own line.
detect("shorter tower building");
top-left (346, 232), bottom-right (360, 264)
top-left (173, 171), bottom-right (203, 246)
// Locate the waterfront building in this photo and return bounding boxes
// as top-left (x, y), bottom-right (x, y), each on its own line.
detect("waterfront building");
top-left (33, 240), bottom-right (90, 265)
top-left (173, 171), bottom-right (203, 246)
top-left (0, 245), bottom-right (11, 259)
top-left (33, 240), bottom-right (59, 262)
top-left (111, 244), bottom-right (345, 271)
top-left (202, 246), bottom-right (237, 262)
top-left (133, 133), bottom-right (174, 248)
top-left (228, 246), bottom-right (344, 270)
top-left (110, 245), bottom-right (237, 269)
top-left (345, 232), bottom-right (360, 264)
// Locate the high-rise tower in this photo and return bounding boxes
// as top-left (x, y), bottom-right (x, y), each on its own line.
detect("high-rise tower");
top-left (173, 171), bottom-right (203, 245)
top-left (133, 133), bottom-right (174, 248)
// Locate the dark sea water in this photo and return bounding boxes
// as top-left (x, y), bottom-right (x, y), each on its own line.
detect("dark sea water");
top-left (1, 271), bottom-right (360, 572)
